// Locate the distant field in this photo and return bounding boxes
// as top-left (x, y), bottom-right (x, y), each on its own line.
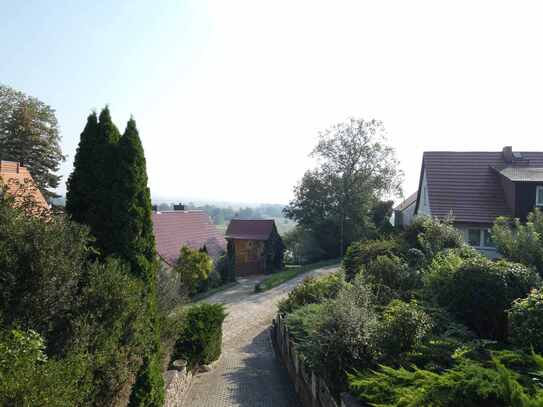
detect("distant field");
top-left (215, 217), bottom-right (295, 236)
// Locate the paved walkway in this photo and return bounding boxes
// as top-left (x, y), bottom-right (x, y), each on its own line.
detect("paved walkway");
top-left (182, 265), bottom-right (339, 407)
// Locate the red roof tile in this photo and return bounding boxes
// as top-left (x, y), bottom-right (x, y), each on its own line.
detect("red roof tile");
top-left (0, 161), bottom-right (48, 209)
top-left (225, 219), bottom-right (276, 240)
top-left (152, 210), bottom-right (226, 265)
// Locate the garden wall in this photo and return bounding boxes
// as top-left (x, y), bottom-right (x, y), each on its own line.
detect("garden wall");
top-left (272, 314), bottom-right (362, 407)
top-left (163, 362), bottom-right (193, 407)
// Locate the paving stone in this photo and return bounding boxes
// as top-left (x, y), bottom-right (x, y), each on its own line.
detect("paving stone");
top-left (182, 266), bottom-right (338, 407)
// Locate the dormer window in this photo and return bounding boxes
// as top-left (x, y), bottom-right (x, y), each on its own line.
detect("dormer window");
top-left (537, 186), bottom-right (543, 207)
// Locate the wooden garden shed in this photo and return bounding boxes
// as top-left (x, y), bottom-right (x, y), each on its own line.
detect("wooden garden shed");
top-left (225, 219), bottom-right (285, 276)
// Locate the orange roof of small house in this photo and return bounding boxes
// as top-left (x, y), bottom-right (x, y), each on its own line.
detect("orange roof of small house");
top-left (0, 161), bottom-right (48, 209)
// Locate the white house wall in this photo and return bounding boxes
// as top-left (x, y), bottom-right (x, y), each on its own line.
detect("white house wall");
top-left (418, 169), bottom-right (431, 216)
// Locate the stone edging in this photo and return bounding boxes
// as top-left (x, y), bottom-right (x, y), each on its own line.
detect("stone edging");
top-left (164, 354), bottom-right (222, 407)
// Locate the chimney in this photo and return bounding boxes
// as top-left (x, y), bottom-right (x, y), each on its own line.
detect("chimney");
top-left (502, 146), bottom-right (513, 163)
top-left (173, 203), bottom-right (185, 211)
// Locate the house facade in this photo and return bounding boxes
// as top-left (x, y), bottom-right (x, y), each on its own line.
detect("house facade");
top-left (152, 209), bottom-right (226, 266)
top-left (225, 219), bottom-right (285, 276)
top-left (396, 147), bottom-right (543, 257)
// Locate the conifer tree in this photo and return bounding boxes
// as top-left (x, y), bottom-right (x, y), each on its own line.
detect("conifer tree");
top-left (115, 118), bottom-right (164, 407)
top-left (111, 117), bottom-right (156, 282)
top-left (65, 112), bottom-right (99, 224)
top-left (67, 109), bottom-right (164, 405)
top-left (66, 107), bottom-right (121, 256)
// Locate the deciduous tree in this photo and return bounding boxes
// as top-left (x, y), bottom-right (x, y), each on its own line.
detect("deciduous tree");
top-left (0, 85), bottom-right (65, 199)
top-left (285, 118), bottom-right (403, 257)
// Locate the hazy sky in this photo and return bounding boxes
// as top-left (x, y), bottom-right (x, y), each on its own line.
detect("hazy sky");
top-left (2, 1), bottom-right (543, 204)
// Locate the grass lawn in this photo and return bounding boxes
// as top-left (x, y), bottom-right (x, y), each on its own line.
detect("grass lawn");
top-left (254, 259), bottom-right (340, 292)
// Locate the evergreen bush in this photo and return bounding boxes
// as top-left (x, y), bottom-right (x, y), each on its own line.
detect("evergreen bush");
top-left (173, 303), bottom-right (227, 369)
top-left (348, 354), bottom-right (543, 407)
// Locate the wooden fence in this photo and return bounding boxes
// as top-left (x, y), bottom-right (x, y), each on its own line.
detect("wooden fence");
top-left (271, 314), bottom-right (362, 407)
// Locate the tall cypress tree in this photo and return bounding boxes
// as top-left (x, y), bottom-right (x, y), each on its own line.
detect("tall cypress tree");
top-left (115, 118), bottom-right (164, 407)
top-left (66, 107), bottom-right (121, 256)
top-left (111, 117), bottom-right (156, 281)
top-left (66, 112), bottom-right (99, 223)
top-left (94, 107), bottom-right (121, 256)
top-left (67, 109), bottom-right (164, 405)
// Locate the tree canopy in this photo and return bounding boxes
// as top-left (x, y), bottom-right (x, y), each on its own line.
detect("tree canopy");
top-left (284, 118), bottom-right (402, 258)
top-left (0, 85), bottom-right (64, 199)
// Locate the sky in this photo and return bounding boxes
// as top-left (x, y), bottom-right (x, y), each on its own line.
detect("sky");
top-left (2, 1), bottom-right (543, 205)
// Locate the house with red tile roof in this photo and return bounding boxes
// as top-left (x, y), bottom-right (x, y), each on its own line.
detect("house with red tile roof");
top-left (152, 209), bottom-right (226, 266)
top-left (396, 146), bottom-right (543, 257)
top-left (0, 160), bottom-right (48, 210)
top-left (225, 219), bottom-right (284, 276)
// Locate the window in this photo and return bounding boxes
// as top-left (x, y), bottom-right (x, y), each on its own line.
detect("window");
top-left (468, 229), bottom-right (481, 247)
top-left (483, 229), bottom-right (495, 248)
top-left (537, 186), bottom-right (543, 207)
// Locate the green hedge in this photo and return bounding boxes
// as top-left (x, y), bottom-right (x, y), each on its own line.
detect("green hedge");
top-left (425, 256), bottom-right (540, 340)
top-left (173, 303), bottom-right (227, 369)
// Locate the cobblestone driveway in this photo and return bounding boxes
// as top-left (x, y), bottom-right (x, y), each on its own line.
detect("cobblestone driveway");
top-left (182, 265), bottom-right (339, 407)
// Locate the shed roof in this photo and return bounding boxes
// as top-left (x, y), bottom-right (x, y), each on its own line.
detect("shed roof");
top-left (225, 219), bottom-right (276, 240)
top-left (152, 210), bottom-right (226, 265)
top-left (417, 151), bottom-right (543, 224)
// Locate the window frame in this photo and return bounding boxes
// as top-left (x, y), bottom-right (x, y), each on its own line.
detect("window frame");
top-left (467, 228), bottom-right (482, 247)
top-left (536, 185), bottom-right (543, 207)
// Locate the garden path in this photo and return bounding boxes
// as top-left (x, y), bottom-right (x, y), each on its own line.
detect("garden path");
top-left (182, 264), bottom-right (339, 407)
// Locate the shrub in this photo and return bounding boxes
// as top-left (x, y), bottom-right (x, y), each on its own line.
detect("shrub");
top-left (277, 272), bottom-right (347, 314)
top-left (73, 259), bottom-right (148, 405)
top-left (285, 303), bottom-right (326, 344)
top-left (173, 303), bottom-right (227, 369)
top-left (509, 288), bottom-right (543, 353)
top-left (493, 210), bottom-right (543, 275)
top-left (426, 256), bottom-right (540, 339)
top-left (343, 239), bottom-right (400, 280)
top-left (294, 276), bottom-right (378, 394)
top-left (403, 216), bottom-right (464, 259)
top-left (175, 246), bottom-right (213, 296)
top-left (416, 216), bottom-right (464, 258)
top-left (156, 263), bottom-right (186, 315)
top-left (348, 355), bottom-right (543, 407)
top-left (0, 328), bottom-right (91, 406)
top-left (215, 254), bottom-right (234, 283)
top-left (362, 254), bottom-right (418, 294)
top-left (207, 270), bottom-right (223, 289)
top-left (374, 300), bottom-right (433, 363)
